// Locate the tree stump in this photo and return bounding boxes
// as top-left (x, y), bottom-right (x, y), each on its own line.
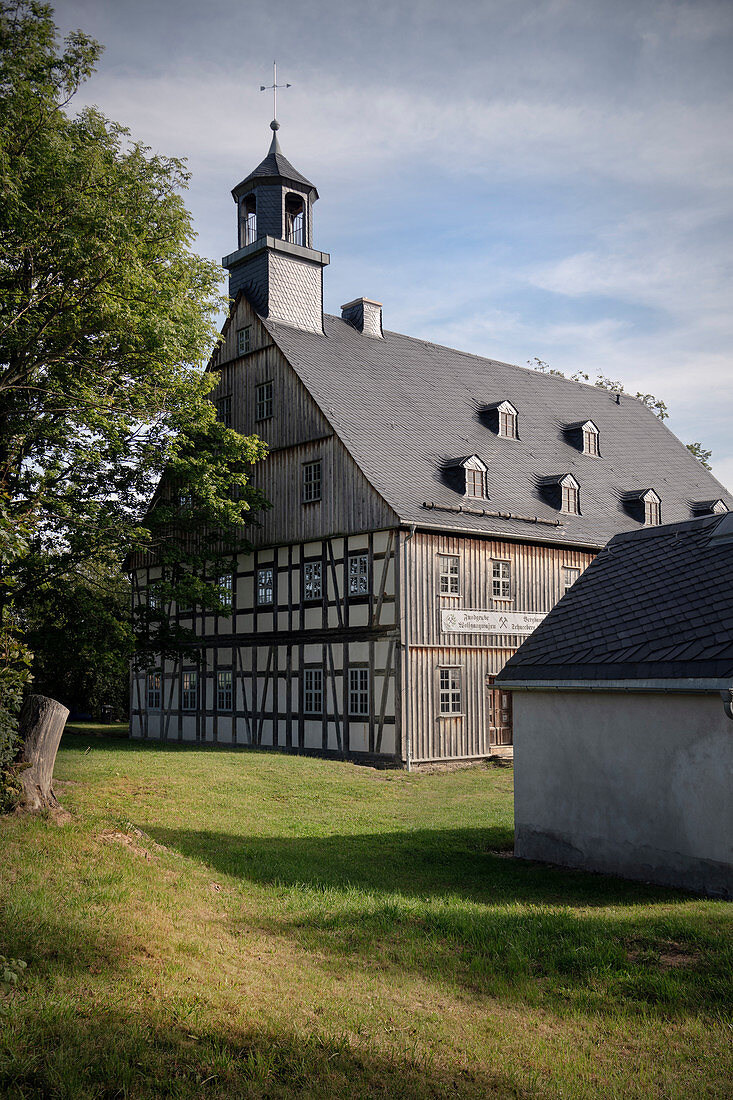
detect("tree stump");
top-left (17, 694), bottom-right (69, 812)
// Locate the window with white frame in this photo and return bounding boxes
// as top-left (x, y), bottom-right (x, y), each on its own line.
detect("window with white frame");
top-left (302, 460), bottom-right (322, 503)
top-left (257, 566), bottom-right (274, 605)
top-left (561, 481), bottom-right (580, 514)
top-left (439, 667), bottom-right (462, 714)
top-left (348, 553), bottom-right (369, 595)
top-left (563, 567), bottom-right (580, 594)
top-left (217, 670), bottom-right (233, 712)
top-left (645, 497), bottom-right (661, 525)
top-left (303, 561), bottom-right (323, 601)
top-left (255, 380), bottom-right (273, 421)
top-left (465, 467), bottom-right (485, 498)
top-left (492, 561), bottom-right (511, 598)
top-left (237, 326), bottom-right (252, 355)
top-left (146, 671), bottom-right (161, 709)
top-left (439, 555), bottom-right (460, 595)
top-left (216, 573), bottom-right (233, 611)
top-left (148, 584), bottom-right (161, 611)
top-left (348, 668), bottom-right (370, 716)
top-left (181, 671), bottom-right (198, 712)
top-left (498, 402), bottom-right (518, 439)
top-left (582, 423), bottom-right (599, 455)
top-left (303, 668), bottom-right (323, 715)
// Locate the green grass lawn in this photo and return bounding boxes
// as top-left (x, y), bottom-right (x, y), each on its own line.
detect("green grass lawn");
top-left (1, 732), bottom-right (731, 1099)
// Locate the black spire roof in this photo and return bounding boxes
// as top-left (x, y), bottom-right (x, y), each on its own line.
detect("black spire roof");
top-left (232, 126), bottom-right (317, 198)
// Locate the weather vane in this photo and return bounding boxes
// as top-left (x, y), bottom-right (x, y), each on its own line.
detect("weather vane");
top-left (260, 62), bottom-right (291, 126)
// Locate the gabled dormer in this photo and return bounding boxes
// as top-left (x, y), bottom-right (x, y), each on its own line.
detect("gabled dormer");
top-left (538, 473), bottom-right (581, 515)
top-left (622, 488), bottom-right (661, 525)
top-left (564, 419), bottom-right (600, 456)
top-left (691, 498), bottom-right (728, 517)
top-left (482, 400), bottom-right (518, 439)
top-left (444, 454), bottom-right (488, 499)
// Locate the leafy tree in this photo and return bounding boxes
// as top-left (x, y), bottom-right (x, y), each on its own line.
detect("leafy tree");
top-left (0, 2), bottom-right (268, 802)
top-left (22, 553), bottom-right (132, 717)
top-left (685, 442), bottom-right (713, 471)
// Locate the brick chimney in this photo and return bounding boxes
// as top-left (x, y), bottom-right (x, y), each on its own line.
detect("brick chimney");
top-left (340, 297), bottom-right (383, 338)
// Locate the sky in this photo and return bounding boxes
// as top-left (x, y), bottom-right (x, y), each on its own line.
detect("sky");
top-left (52, 0), bottom-right (733, 492)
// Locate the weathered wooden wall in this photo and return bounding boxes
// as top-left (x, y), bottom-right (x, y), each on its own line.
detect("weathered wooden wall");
top-left (401, 530), bottom-right (595, 763)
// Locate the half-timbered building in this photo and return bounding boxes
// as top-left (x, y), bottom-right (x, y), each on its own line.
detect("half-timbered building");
top-left (130, 122), bottom-right (733, 765)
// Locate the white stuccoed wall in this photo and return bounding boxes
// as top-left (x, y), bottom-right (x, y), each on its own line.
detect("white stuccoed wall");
top-left (513, 690), bottom-right (733, 897)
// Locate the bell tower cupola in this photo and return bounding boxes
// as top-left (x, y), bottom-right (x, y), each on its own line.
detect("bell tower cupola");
top-left (222, 120), bottom-right (330, 334)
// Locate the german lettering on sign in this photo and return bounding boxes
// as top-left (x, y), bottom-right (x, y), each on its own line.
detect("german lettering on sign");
top-left (440, 608), bottom-right (547, 635)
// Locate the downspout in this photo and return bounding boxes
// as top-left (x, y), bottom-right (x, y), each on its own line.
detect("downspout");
top-left (403, 524), bottom-right (417, 771)
top-left (721, 688), bottom-right (733, 721)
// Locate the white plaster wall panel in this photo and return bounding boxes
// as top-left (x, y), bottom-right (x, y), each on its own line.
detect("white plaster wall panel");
top-left (513, 691), bottom-right (733, 896)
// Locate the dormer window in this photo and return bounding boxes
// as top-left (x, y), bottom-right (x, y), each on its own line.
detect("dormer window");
top-left (622, 488), bottom-right (661, 525)
top-left (582, 421), bottom-right (600, 456)
top-left (561, 476), bottom-right (580, 514)
top-left (538, 473), bottom-right (580, 514)
top-left (497, 401), bottom-right (518, 439)
top-left (460, 455), bottom-right (488, 499)
top-left (285, 193), bottom-right (305, 246)
top-left (239, 194), bottom-right (256, 247)
top-left (645, 495), bottom-right (661, 526)
top-left (691, 499), bottom-right (728, 516)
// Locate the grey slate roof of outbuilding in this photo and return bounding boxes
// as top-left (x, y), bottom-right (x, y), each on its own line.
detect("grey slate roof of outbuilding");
top-left (232, 132), bottom-right (316, 195)
top-left (495, 512), bottom-right (733, 684)
top-left (262, 313), bottom-right (733, 549)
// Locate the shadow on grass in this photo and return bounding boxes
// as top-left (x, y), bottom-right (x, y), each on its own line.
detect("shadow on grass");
top-left (149, 826), bottom-right (733, 1020)
top-left (0, 1005), bottom-right (537, 1100)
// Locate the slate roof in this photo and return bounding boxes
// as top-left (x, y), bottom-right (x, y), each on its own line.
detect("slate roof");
top-left (495, 512), bottom-right (733, 685)
top-left (232, 132), bottom-right (316, 195)
top-left (262, 312), bottom-right (733, 549)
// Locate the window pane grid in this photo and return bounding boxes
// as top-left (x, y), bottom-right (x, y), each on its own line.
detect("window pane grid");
top-left (257, 567), bottom-right (274, 605)
top-left (303, 668), bottom-right (323, 715)
top-left (439, 555), bottom-right (460, 595)
top-left (181, 671), bottom-right (198, 712)
top-left (348, 553), bottom-right (369, 595)
top-left (645, 500), bottom-right (661, 525)
top-left (217, 394), bottom-right (232, 427)
top-left (256, 380), bottom-right (273, 421)
top-left (563, 567), bottom-right (580, 593)
top-left (348, 668), bottom-right (369, 716)
top-left (499, 411), bottom-right (517, 438)
top-left (303, 561), bottom-right (323, 601)
top-left (237, 326), bottom-right (252, 355)
top-left (302, 461), bottom-right (322, 502)
top-left (146, 672), bottom-right (161, 710)
top-left (217, 670), bottom-right (232, 712)
top-left (465, 468), bottom-right (484, 498)
top-left (583, 429), bottom-right (599, 455)
top-left (439, 668), bottom-right (462, 714)
top-left (492, 561), bottom-right (511, 598)
top-left (562, 485), bottom-right (579, 514)
top-left (218, 573), bottom-right (233, 610)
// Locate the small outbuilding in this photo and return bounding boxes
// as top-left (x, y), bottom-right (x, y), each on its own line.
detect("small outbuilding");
top-left (496, 510), bottom-right (733, 897)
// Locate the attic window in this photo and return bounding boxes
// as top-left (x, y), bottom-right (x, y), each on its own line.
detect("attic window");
top-left (645, 496), bottom-right (661, 526)
top-left (497, 401), bottom-right (518, 439)
top-left (458, 455), bottom-right (488, 499)
top-left (712, 500), bottom-right (729, 514)
top-left (692, 499), bottom-right (728, 516)
top-left (582, 421), bottom-right (599, 456)
top-left (465, 468), bottom-right (485, 498)
top-left (562, 481), bottom-right (580, 514)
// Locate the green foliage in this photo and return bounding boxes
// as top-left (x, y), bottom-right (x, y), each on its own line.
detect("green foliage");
top-left (22, 552), bottom-right (133, 716)
top-left (0, 3), bottom-right (268, 703)
top-left (686, 441), bottom-right (713, 470)
top-left (0, 955), bottom-right (27, 996)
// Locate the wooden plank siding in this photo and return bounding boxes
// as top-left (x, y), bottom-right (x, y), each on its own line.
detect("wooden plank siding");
top-left (401, 530), bottom-right (595, 763)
